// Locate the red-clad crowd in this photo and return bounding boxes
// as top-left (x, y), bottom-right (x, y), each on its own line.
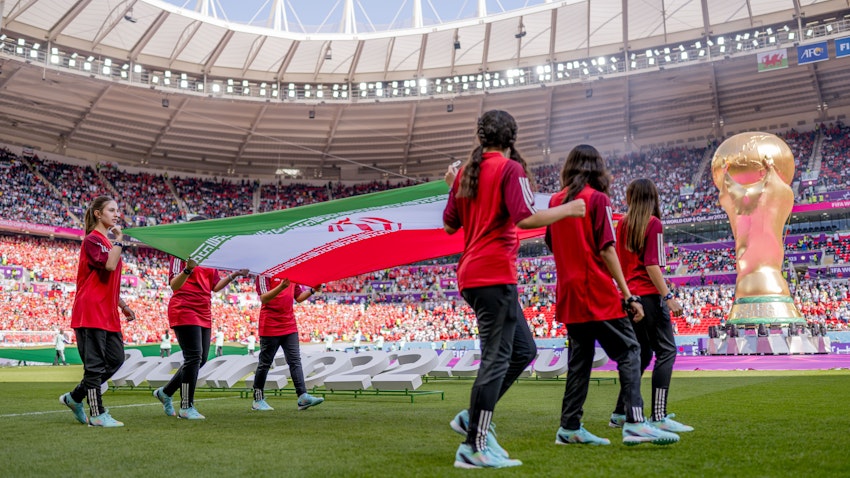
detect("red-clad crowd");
top-left (2, 227), bottom-right (850, 346)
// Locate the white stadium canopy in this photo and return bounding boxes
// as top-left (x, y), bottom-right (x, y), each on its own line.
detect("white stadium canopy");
top-left (0, 0), bottom-right (849, 179)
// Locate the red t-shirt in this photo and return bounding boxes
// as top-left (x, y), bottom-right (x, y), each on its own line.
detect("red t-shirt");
top-left (167, 257), bottom-right (221, 328)
top-left (256, 276), bottom-right (304, 337)
top-left (617, 215), bottom-right (665, 296)
top-left (71, 230), bottom-right (122, 332)
top-left (548, 185), bottom-right (623, 324)
top-left (442, 152), bottom-right (536, 290)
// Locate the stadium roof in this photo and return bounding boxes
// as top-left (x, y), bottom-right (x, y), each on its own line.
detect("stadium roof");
top-left (0, 0), bottom-right (849, 179)
top-left (4, 0), bottom-right (844, 81)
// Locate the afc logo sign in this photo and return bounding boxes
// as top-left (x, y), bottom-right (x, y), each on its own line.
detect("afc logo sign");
top-left (799, 46), bottom-right (824, 59)
top-left (797, 42), bottom-right (828, 64)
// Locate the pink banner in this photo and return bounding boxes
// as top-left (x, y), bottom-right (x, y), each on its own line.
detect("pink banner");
top-left (0, 219), bottom-right (83, 238)
top-left (792, 200), bottom-right (850, 213)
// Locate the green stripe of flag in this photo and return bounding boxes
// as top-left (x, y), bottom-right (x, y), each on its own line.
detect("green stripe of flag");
top-left (124, 181), bottom-right (449, 260)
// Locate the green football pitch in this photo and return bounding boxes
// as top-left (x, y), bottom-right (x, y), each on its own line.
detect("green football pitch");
top-left (1, 367), bottom-right (848, 477)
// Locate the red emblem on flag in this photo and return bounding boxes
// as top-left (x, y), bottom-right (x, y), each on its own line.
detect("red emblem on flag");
top-left (328, 217), bottom-right (403, 232)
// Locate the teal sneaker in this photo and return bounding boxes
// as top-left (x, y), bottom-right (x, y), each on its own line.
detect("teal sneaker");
top-left (297, 393), bottom-right (324, 411)
top-left (609, 413), bottom-right (626, 428)
top-left (453, 443), bottom-right (522, 469)
top-left (650, 414), bottom-right (694, 433)
top-left (623, 421), bottom-right (680, 446)
top-left (89, 412), bottom-right (124, 428)
top-left (59, 393), bottom-right (88, 425)
top-left (450, 409), bottom-right (509, 458)
top-left (178, 407), bottom-right (205, 420)
top-left (153, 387), bottom-right (176, 417)
top-left (252, 399), bottom-right (274, 411)
top-left (555, 426), bottom-right (611, 445)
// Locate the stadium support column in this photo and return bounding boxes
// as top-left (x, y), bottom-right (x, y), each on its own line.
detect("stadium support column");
top-left (624, 77), bottom-right (632, 153)
top-left (66, 84), bottom-right (113, 144)
top-left (621, 0), bottom-right (633, 152)
top-left (401, 103), bottom-right (417, 175)
top-left (709, 63), bottom-right (724, 140)
top-left (146, 98), bottom-right (188, 164)
top-left (232, 104), bottom-right (268, 175)
top-left (320, 107), bottom-right (345, 176)
top-left (543, 88), bottom-right (554, 163)
top-left (809, 64), bottom-right (827, 122)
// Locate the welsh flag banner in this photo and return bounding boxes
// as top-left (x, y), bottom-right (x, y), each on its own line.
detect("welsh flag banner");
top-left (124, 181), bottom-right (548, 286)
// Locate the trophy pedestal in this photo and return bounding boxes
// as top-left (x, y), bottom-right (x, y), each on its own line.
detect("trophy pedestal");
top-left (726, 295), bottom-right (805, 326)
top-left (710, 331), bottom-right (828, 355)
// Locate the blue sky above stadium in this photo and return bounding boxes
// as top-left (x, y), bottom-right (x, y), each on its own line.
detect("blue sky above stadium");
top-left (160, 0), bottom-right (549, 32)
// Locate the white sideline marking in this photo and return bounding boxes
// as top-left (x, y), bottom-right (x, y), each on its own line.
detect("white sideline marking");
top-left (0, 396), bottom-right (240, 419)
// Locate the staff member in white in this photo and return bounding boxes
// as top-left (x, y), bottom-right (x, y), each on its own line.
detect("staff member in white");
top-left (54, 329), bottom-right (69, 366)
top-left (160, 331), bottom-right (172, 358)
top-left (246, 332), bottom-right (257, 356)
top-left (215, 328), bottom-right (225, 357)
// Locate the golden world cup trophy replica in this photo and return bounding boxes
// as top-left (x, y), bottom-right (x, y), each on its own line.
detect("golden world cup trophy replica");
top-left (712, 132), bottom-right (805, 328)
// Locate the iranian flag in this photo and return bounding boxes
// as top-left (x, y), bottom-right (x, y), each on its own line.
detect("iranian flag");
top-left (124, 181), bottom-right (549, 286)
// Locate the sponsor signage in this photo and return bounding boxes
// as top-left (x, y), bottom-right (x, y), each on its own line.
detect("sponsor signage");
top-left (800, 170), bottom-right (819, 183)
top-left (757, 49), bottom-right (788, 72)
top-left (663, 213), bottom-right (728, 226)
top-left (0, 218), bottom-right (83, 237)
top-left (824, 190), bottom-right (850, 201)
top-left (837, 37), bottom-right (850, 58)
top-left (787, 251), bottom-right (822, 264)
top-left (797, 41), bottom-right (829, 65)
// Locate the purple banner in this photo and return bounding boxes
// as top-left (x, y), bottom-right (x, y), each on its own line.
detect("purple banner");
top-left (370, 281), bottom-right (393, 291)
top-left (792, 200), bottom-right (850, 213)
top-left (661, 191), bottom-right (850, 226)
top-left (823, 190), bottom-right (850, 201)
top-left (0, 266), bottom-right (24, 280)
top-left (120, 275), bottom-right (140, 288)
top-left (537, 271), bottom-right (556, 282)
top-left (440, 278), bottom-right (457, 288)
top-left (786, 251), bottom-right (822, 264)
top-left (809, 265), bottom-right (850, 277)
top-left (669, 272), bottom-right (736, 286)
top-left (662, 213), bottom-right (727, 226)
top-left (30, 283), bottom-right (50, 294)
top-left (678, 240), bottom-right (735, 252)
top-left (0, 218), bottom-right (83, 238)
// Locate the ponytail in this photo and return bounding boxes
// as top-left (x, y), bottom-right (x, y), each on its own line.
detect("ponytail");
top-left (84, 196), bottom-right (114, 234)
top-left (458, 145), bottom-right (483, 198)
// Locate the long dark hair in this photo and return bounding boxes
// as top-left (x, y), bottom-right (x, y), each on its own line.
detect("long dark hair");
top-left (84, 196), bottom-right (115, 234)
top-left (622, 178), bottom-right (662, 253)
top-left (457, 109), bottom-right (533, 198)
top-left (560, 144), bottom-right (610, 202)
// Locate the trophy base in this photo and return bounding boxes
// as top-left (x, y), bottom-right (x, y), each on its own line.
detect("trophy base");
top-left (707, 334), bottom-right (830, 355)
top-left (726, 295), bottom-right (805, 326)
